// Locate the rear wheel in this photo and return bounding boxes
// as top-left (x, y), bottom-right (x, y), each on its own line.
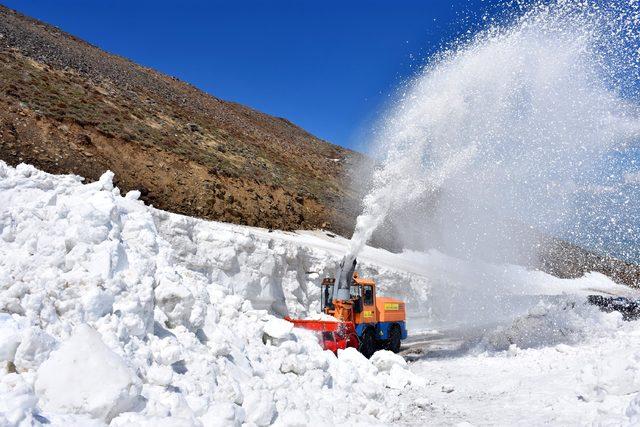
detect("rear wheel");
top-left (386, 324), bottom-right (402, 353)
top-left (359, 328), bottom-right (376, 358)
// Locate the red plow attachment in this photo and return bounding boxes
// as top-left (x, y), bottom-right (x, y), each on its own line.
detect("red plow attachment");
top-left (285, 317), bottom-right (359, 353)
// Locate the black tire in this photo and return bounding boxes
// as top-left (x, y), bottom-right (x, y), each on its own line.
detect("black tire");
top-left (386, 324), bottom-right (402, 353)
top-left (359, 328), bottom-right (376, 359)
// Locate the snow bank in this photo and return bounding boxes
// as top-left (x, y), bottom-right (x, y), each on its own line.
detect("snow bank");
top-left (0, 163), bottom-right (424, 425)
top-left (0, 162), bottom-right (634, 425)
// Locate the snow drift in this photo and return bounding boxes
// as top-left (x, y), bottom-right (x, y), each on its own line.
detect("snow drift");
top-left (0, 162), bottom-right (635, 425)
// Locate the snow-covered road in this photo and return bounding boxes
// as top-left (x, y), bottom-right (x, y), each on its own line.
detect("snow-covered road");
top-left (1, 162), bottom-right (640, 426)
top-left (405, 319), bottom-right (640, 425)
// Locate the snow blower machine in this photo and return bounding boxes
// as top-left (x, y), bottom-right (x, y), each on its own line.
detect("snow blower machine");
top-left (286, 257), bottom-right (407, 358)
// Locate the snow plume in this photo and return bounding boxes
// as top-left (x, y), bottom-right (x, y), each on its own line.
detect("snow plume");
top-left (349, 0), bottom-right (640, 265)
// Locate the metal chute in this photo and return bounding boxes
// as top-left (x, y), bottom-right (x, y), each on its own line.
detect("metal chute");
top-left (332, 255), bottom-right (357, 301)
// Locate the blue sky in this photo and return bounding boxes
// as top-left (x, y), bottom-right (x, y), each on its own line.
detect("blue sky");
top-left (2, 0), bottom-right (499, 151)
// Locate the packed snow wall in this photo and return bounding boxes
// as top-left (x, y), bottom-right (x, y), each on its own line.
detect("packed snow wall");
top-left (0, 160), bottom-right (430, 323)
top-left (151, 208), bottom-right (431, 321)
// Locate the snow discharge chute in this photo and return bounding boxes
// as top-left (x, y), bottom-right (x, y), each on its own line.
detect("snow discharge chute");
top-left (332, 255), bottom-right (357, 301)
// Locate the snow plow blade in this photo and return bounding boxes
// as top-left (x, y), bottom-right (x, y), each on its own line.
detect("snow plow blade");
top-left (285, 317), bottom-right (359, 353)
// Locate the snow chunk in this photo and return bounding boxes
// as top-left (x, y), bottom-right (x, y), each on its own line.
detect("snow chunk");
top-left (81, 287), bottom-right (115, 321)
top-left (0, 373), bottom-right (38, 426)
top-left (242, 389), bottom-right (276, 426)
top-left (146, 364), bottom-right (173, 387)
top-left (16, 163), bottom-right (37, 178)
top-left (201, 402), bottom-right (245, 427)
top-left (155, 279), bottom-right (195, 329)
top-left (370, 350), bottom-right (407, 372)
top-left (96, 170), bottom-right (114, 191)
top-left (334, 347), bottom-right (378, 387)
top-left (125, 190), bottom-right (141, 200)
top-left (0, 314), bottom-right (24, 363)
top-left (386, 364), bottom-right (415, 390)
top-left (35, 325), bottom-right (142, 422)
top-left (14, 327), bottom-right (57, 372)
top-left (262, 317), bottom-right (294, 340)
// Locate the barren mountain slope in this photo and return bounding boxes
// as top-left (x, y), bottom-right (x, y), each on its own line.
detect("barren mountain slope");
top-left (0, 4), bottom-right (361, 234)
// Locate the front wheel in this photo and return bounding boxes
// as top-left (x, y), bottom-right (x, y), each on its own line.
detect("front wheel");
top-left (359, 328), bottom-right (376, 358)
top-left (386, 324), bottom-right (402, 353)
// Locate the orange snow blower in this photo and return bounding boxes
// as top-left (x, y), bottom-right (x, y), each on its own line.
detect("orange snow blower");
top-left (287, 257), bottom-right (407, 358)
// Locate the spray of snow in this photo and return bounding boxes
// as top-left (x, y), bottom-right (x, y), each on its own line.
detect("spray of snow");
top-left (349, 1), bottom-right (640, 267)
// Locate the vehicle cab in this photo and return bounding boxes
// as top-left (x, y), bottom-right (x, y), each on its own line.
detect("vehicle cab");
top-left (321, 274), bottom-right (375, 322)
top-left (321, 273), bottom-right (408, 357)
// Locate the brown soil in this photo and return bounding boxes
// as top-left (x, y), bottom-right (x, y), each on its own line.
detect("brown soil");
top-left (0, 5), bottom-right (361, 234)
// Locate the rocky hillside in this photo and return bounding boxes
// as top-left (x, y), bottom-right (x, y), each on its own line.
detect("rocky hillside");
top-left (0, 4), bottom-right (361, 235)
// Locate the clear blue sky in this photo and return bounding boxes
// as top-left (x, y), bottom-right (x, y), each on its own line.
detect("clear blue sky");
top-left (2, 0), bottom-right (498, 151)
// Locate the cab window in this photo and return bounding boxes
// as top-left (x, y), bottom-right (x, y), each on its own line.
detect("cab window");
top-left (321, 284), bottom-right (334, 310)
top-left (350, 285), bottom-right (361, 298)
top-left (363, 285), bottom-right (374, 305)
